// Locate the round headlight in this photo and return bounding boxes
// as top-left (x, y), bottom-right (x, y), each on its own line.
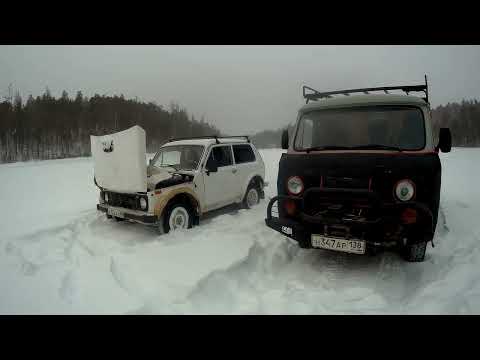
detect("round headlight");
top-left (140, 197), bottom-right (148, 210)
top-left (395, 179), bottom-right (415, 202)
top-left (287, 176), bottom-right (304, 195)
top-left (104, 192), bottom-right (109, 203)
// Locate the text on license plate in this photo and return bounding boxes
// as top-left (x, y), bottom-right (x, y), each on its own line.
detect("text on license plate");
top-left (311, 235), bottom-right (366, 254)
top-left (108, 208), bottom-right (124, 218)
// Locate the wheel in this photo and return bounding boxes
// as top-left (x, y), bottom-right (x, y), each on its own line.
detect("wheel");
top-left (114, 216), bottom-right (125, 222)
top-left (298, 238), bottom-right (311, 249)
top-left (243, 183), bottom-right (260, 209)
top-left (163, 202), bottom-right (193, 233)
top-left (403, 241), bottom-right (427, 262)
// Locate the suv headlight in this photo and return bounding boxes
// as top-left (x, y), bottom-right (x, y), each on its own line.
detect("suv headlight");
top-left (287, 176), bottom-right (304, 195)
top-left (140, 197), bottom-right (148, 210)
top-left (395, 179), bottom-right (415, 202)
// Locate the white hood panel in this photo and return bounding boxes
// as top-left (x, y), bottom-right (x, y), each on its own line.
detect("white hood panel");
top-left (91, 126), bottom-right (147, 193)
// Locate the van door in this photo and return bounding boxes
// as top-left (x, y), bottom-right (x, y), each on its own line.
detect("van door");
top-left (203, 144), bottom-right (237, 211)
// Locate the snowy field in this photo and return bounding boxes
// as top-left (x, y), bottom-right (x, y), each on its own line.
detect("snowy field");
top-left (0, 148), bottom-right (479, 314)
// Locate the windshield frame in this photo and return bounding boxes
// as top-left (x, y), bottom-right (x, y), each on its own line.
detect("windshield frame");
top-left (152, 144), bottom-right (205, 171)
top-left (293, 105), bottom-right (427, 152)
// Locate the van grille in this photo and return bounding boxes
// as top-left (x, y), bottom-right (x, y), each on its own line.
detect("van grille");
top-left (324, 176), bottom-right (370, 190)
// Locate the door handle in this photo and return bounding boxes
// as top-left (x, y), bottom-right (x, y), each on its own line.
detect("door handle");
top-left (232, 169), bottom-right (237, 174)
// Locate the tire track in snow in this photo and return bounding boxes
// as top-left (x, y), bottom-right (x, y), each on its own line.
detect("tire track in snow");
top-left (109, 257), bottom-right (133, 296)
top-left (178, 224), bottom-right (457, 314)
top-left (4, 241), bottom-right (40, 276)
top-left (59, 271), bottom-right (76, 304)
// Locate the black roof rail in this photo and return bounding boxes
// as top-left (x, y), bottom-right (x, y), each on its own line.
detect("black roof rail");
top-left (303, 75), bottom-right (429, 104)
top-left (167, 135), bottom-right (250, 144)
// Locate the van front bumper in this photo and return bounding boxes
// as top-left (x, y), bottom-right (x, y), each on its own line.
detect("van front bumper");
top-left (97, 204), bottom-right (158, 225)
top-left (265, 192), bottom-right (435, 248)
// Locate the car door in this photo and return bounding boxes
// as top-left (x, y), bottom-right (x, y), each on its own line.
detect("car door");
top-left (231, 144), bottom-right (257, 200)
top-left (202, 144), bottom-right (238, 211)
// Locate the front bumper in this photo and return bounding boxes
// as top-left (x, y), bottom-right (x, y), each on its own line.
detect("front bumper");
top-left (265, 191), bottom-right (435, 249)
top-left (97, 204), bottom-right (158, 225)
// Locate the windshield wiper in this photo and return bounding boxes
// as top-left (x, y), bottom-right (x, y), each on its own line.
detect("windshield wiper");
top-left (304, 145), bottom-right (354, 153)
top-left (349, 144), bottom-right (403, 151)
top-left (303, 144), bottom-right (403, 153)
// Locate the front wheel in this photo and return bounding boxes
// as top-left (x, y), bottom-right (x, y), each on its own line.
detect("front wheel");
top-left (403, 241), bottom-right (427, 262)
top-left (163, 203), bottom-right (193, 233)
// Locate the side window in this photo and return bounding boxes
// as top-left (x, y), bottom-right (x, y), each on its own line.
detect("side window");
top-left (208, 145), bottom-right (233, 167)
top-left (233, 144), bottom-right (256, 164)
top-left (296, 118), bottom-right (313, 148)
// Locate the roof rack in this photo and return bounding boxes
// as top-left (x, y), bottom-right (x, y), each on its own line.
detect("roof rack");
top-left (303, 75), bottom-right (429, 104)
top-left (167, 135), bottom-right (250, 144)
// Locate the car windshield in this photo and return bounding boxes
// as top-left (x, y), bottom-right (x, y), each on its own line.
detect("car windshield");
top-left (152, 145), bottom-right (204, 171)
top-left (294, 106), bottom-right (426, 151)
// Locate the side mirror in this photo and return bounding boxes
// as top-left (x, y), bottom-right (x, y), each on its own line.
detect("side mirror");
top-left (205, 157), bottom-right (218, 175)
top-left (281, 129), bottom-right (289, 150)
top-left (437, 128), bottom-right (452, 153)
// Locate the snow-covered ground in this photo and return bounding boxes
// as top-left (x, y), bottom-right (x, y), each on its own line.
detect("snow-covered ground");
top-left (0, 148), bottom-right (479, 314)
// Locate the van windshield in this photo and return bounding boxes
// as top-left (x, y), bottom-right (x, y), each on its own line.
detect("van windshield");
top-left (294, 106), bottom-right (426, 151)
top-left (152, 145), bottom-right (204, 171)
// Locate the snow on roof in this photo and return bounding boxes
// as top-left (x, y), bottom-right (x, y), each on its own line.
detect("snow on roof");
top-left (299, 94), bottom-right (428, 113)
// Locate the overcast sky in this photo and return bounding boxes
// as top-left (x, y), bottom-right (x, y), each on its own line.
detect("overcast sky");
top-left (1, 45), bottom-right (479, 134)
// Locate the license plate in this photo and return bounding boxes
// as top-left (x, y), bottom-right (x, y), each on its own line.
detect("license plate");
top-left (311, 235), bottom-right (366, 254)
top-left (108, 208), bottom-right (124, 218)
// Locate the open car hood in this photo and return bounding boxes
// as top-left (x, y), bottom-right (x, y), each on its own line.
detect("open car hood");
top-left (91, 125), bottom-right (148, 193)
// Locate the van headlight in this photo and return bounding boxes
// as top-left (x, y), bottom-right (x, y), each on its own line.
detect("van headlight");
top-left (395, 179), bottom-right (415, 202)
top-left (287, 176), bottom-right (304, 195)
top-left (140, 197), bottom-right (148, 210)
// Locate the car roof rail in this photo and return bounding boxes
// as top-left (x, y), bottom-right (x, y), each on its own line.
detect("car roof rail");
top-left (167, 135), bottom-right (250, 144)
top-left (303, 74), bottom-right (429, 104)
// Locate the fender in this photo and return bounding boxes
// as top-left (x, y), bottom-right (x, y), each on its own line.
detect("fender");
top-left (242, 173), bottom-right (264, 199)
top-left (154, 185), bottom-right (202, 218)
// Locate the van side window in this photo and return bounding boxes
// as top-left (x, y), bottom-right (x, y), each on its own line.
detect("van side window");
top-left (233, 144), bottom-right (256, 164)
top-left (297, 119), bottom-right (313, 148)
top-left (208, 146), bottom-right (233, 167)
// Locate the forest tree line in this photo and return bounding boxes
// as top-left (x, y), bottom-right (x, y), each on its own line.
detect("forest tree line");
top-left (250, 99), bottom-right (480, 149)
top-left (1, 89), bottom-right (479, 163)
top-left (0, 89), bottom-right (220, 163)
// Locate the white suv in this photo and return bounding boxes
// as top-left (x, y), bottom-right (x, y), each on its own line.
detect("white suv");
top-left (92, 126), bottom-right (266, 233)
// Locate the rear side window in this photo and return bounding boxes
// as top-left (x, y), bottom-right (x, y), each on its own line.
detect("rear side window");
top-left (209, 145), bottom-right (233, 167)
top-left (233, 144), bottom-right (256, 164)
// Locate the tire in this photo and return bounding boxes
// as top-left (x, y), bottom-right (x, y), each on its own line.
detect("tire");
top-left (243, 183), bottom-right (260, 209)
top-left (114, 216), bottom-right (125, 222)
top-left (163, 202), bottom-right (193, 233)
top-left (403, 241), bottom-right (427, 262)
top-left (298, 238), bottom-right (311, 249)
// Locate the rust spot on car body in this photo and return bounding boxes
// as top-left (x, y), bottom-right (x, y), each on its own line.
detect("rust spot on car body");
top-left (153, 184), bottom-right (202, 218)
